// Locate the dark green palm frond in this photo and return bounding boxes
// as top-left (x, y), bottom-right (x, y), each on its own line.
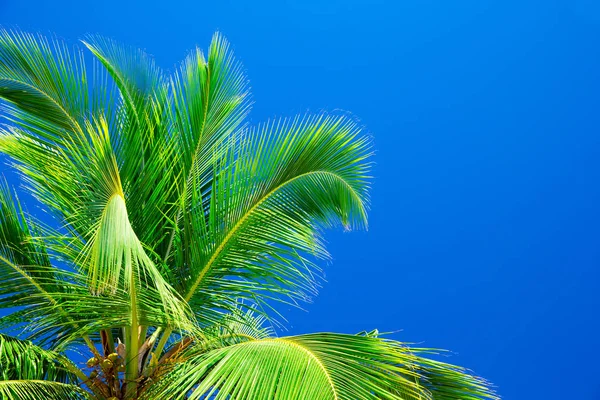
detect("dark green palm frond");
top-left (179, 114), bottom-right (371, 322)
top-left (409, 351), bottom-right (498, 400)
top-left (0, 334), bottom-right (90, 399)
top-left (0, 203), bottom-right (128, 347)
top-left (0, 131), bottom-right (192, 348)
top-left (0, 177), bottom-right (51, 280)
top-left (1, 114), bottom-right (192, 320)
top-left (82, 34), bottom-right (163, 116)
top-left (0, 333), bottom-right (76, 382)
top-left (0, 178), bottom-right (74, 345)
top-left (0, 30), bottom-right (117, 244)
top-left (209, 308), bottom-right (273, 339)
top-left (0, 273), bottom-right (193, 349)
top-left (0, 29), bottom-right (92, 134)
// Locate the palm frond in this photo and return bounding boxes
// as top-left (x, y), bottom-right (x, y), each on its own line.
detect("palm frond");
top-left (142, 332), bottom-right (497, 400)
top-left (0, 273), bottom-right (195, 349)
top-left (1, 113), bottom-right (192, 318)
top-left (0, 176), bottom-right (51, 281)
top-left (0, 333), bottom-right (76, 382)
top-left (159, 32), bottom-right (251, 279)
top-left (0, 381), bottom-right (91, 400)
top-left (0, 29), bottom-right (92, 133)
top-left (170, 32), bottom-right (250, 176)
top-left (0, 179), bottom-right (79, 346)
top-left (413, 353), bottom-right (499, 400)
top-left (178, 114), bottom-right (371, 322)
top-left (0, 170), bottom-right (192, 350)
top-left (0, 31), bottom-right (174, 270)
top-left (81, 34), bottom-right (163, 117)
top-left (82, 35), bottom-right (180, 257)
top-left (202, 307), bottom-right (273, 342)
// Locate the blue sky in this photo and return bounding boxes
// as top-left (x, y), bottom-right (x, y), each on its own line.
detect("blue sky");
top-left (2, 0), bottom-right (600, 398)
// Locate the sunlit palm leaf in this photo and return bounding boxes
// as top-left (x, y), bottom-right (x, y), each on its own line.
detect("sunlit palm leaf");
top-left (0, 177), bottom-right (52, 284)
top-left (163, 33), bottom-right (251, 282)
top-left (82, 35), bottom-right (180, 257)
top-left (179, 114), bottom-right (371, 322)
top-left (0, 29), bottom-right (92, 134)
top-left (0, 334), bottom-right (76, 382)
top-left (0, 381), bottom-right (91, 400)
top-left (142, 332), bottom-right (497, 400)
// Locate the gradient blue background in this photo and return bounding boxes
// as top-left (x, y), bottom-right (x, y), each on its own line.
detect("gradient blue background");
top-left (2, 1), bottom-right (600, 398)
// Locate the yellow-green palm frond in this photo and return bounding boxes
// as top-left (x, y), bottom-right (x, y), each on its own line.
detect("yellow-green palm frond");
top-left (0, 380), bottom-right (91, 400)
top-left (0, 333), bottom-right (76, 382)
top-left (142, 332), bottom-right (497, 400)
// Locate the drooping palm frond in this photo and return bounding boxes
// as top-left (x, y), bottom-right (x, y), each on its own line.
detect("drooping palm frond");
top-left (177, 114), bottom-right (371, 322)
top-left (0, 176), bottom-right (52, 283)
top-left (0, 333), bottom-right (92, 399)
top-left (0, 380), bottom-right (91, 400)
top-left (0, 165), bottom-right (192, 349)
top-left (0, 333), bottom-right (76, 382)
top-left (141, 332), bottom-right (497, 400)
top-left (0, 29), bottom-right (94, 135)
top-left (81, 35), bottom-right (181, 259)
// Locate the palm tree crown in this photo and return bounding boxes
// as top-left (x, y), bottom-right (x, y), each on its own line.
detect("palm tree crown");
top-left (0, 30), bottom-right (498, 399)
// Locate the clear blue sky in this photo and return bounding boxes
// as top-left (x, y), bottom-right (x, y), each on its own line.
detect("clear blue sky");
top-left (2, 0), bottom-right (600, 398)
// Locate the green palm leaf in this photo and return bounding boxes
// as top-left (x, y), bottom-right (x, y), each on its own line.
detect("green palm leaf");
top-left (0, 333), bottom-right (94, 399)
top-left (178, 115), bottom-right (371, 321)
top-left (0, 334), bottom-right (75, 382)
top-left (163, 32), bottom-right (251, 276)
top-left (0, 29), bottom-right (91, 133)
top-left (0, 381), bottom-right (91, 400)
top-left (141, 332), bottom-right (497, 400)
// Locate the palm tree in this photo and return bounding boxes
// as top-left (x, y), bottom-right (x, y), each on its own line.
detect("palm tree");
top-left (0, 30), bottom-right (498, 400)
